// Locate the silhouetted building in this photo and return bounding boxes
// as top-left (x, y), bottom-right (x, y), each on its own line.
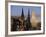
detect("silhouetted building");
top-left (26, 9), bottom-right (32, 30)
top-left (11, 18), bottom-right (21, 31)
top-left (19, 8), bottom-right (25, 31)
top-left (21, 8), bottom-right (24, 20)
top-left (27, 9), bottom-right (30, 22)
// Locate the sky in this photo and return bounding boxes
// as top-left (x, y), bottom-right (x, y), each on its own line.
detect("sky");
top-left (11, 5), bottom-right (41, 16)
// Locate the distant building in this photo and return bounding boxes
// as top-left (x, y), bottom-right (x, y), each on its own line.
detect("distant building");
top-left (19, 8), bottom-right (25, 31)
top-left (26, 9), bottom-right (32, 30)
top-left (31, 10), bottom-right (41, 28)
top-left (21, 8), bottom-right (24, 20)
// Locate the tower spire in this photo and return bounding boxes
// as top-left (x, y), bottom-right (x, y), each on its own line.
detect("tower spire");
top-left (21, 8), bottom-right (24, 20)
top-left (26, 9), bottom-right (32, 30)
top-left (28, 9), bottom-right (30, 21)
